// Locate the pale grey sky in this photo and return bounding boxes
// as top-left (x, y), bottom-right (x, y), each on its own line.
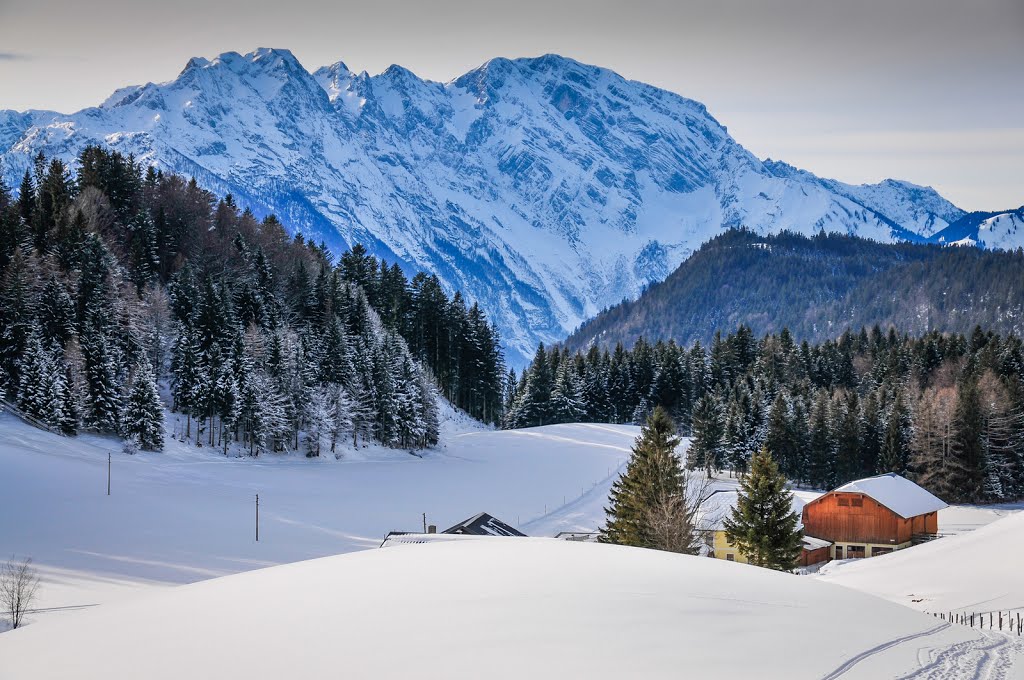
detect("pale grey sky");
top-left (1, 0), bottom-right (1021, 210)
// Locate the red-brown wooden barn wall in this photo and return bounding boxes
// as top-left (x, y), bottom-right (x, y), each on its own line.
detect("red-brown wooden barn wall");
top-left (802, 493), bottom-right (905, 544)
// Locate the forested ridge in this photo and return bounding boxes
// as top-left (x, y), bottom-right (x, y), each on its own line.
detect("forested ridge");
top-left (567, 229), bottom-right (1024, 351)
top-left (506, 325), bottom-right (1024, 503)
top-left (0, 148), bottom-right (505, 454)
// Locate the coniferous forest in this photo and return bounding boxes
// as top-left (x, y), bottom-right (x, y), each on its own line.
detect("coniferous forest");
top-left (0, 147), bottom-right (506, 455)
top-left (567, 229), bottom-right (1024, 352)
top-left (505, 326), bottom-right (1024, 504)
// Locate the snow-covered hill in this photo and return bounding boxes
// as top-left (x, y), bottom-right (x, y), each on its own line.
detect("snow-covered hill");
top-left (0, 48), bottom-right (970, 363)
top-left (817, 508), bottom-right (1024, 618)
top-left (0, 411), bottom-right (635, 621)
top-left (2, 539), bottom-right (1020, 679)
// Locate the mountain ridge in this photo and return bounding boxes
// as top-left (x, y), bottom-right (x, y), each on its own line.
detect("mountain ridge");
top-left (0, 48), bottom-right (987, 364)
top-left (564, 229), bottom-right (1024, 352)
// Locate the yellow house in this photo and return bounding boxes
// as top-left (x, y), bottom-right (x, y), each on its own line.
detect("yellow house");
top-left (701, 490), bottom-right (831, 566)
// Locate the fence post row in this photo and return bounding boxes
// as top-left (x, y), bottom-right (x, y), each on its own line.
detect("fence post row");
top-left (927, 610), bottom-right (1021, 635)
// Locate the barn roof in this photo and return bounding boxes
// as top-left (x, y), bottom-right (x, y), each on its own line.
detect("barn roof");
top-left (442, 512), bottom-right (527, 537)
top-left (830, 473), bottom-right (947, 519)
top-left (801, 535), bottom-right (832, 551)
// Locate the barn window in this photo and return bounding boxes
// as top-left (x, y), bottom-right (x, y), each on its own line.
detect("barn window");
top-left (837, 496), bottom-right (850, 506)
top-left (851, 497), bottom-right (863, 508)
top-left (726, 554), bottom-right (735, 561)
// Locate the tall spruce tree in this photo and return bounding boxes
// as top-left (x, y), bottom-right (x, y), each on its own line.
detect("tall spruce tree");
top-left (601, 406), bottom-right (689, 550)
top-left (722, 447), bottom-right (803, 571)
top-left (123, 361), bottom-right (165, 451)
top-left (686, 393), bottom-right (725, 473)
top-left (879, 391), bottom-right (911, 475)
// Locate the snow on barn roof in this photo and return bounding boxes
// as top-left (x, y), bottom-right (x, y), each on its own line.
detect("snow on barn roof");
top-left (802, 535), bottom-right (832, 551)
top-left (830, 473), bottom-right (947, 519)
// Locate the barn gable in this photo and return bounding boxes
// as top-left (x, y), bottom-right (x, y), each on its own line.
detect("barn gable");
top-left (829, 473), bottom-right (947, 519)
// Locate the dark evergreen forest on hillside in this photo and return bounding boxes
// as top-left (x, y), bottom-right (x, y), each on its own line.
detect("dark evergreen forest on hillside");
top-left (0, 148), bottom-right (505, 454)
top-left (567, 229), bottom-right (1024, 352)
top-left (506, 326), bottom-right (1024, 504)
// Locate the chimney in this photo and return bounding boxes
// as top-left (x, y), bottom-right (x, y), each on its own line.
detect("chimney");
top-left (427, 524), bottom-right (437, 534)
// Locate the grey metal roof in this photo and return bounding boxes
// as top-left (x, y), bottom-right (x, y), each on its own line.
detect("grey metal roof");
top-left (442, 512), bottom-right (527, 537)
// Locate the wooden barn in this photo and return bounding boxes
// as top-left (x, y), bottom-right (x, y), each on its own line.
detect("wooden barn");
top-left (801, 473), bottom-right (946, 559)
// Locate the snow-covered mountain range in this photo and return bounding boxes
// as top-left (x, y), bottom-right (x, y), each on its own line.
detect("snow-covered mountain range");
top-left (931, 207), bottom-right (1024, 250)
top-left (0, 48), bottom-right (991, 363)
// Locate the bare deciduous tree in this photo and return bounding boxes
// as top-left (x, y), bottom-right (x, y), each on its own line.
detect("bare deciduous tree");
top-left (1, 557), bottom-right (40, 630)
top-left (644, 469), bottom-right (716, 555)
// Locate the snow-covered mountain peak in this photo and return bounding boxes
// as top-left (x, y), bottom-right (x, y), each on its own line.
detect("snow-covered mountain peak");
top-left (0, 49), bottom-right (991, 364)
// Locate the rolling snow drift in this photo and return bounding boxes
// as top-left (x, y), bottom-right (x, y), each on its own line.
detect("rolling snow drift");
top-left (0, 539), bottom-right (1013, 680)
top-left (817, 508), bottom-right (1024, 617)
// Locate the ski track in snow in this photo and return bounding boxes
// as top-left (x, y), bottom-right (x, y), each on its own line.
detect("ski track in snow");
top-left (898, 630), bottom-right (1023, 680)
top-left (820, 623), bottom-right (953, 679)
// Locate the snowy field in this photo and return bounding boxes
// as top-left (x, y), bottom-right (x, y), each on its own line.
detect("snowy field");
top-left (0, 410), bottom-right (636, 625)
top-left (3, 408), bottom-right (1024, 677)
top-left (2, 538), bottom-right (1022, 680)
top-left (818, 509), bottom-right (1024, 619)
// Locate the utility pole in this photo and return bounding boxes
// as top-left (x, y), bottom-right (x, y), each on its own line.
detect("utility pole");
top-left (255, 494), bottom-right (260, 542)
top-left (107, 452), bottom-right (111, 496)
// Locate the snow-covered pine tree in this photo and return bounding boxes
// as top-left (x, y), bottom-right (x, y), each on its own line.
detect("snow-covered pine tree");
top-left (723, 397), bottom-right (752, 475)
top-left (549, 358), bottom-right (584, 424)
top-left (122, 360), bottom-right (164, 451)
top-left (807, 390), bottom-right (836, 490)
top-left (170, 323), bottom-right (202, 438)
top-left (722, 446), bottom-right (803, 571)
top-left (879, 389), bottom-right (911, 475)
top-left (305, 385), bottom-right (335, 457)
top-left (249, 370), bottom-right (289, 455)
top-left (508, 343), bottom-right (554, 428)
top-left (417, 366), bottom-right (440, 448)
top-left (834, 391), bottom-right (862, 484)
top-left (80, 315), bottom-right (121, 433)
top-left (328, 384), bottom-right (354, 454)
top-left (686, 393), bottom-right (725, 473)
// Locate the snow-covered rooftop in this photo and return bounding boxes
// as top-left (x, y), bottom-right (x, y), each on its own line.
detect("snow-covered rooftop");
top-left (830, 473), bottom-right (947, 519)
top-left (380, 532), bottom-right (485, 549)
top-left (802, 535), bottom-right (832, 551)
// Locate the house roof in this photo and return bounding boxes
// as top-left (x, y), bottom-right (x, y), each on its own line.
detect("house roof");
top-left (379, 533), bottom-right (483, 549)
top-left (442, 512), bottom-right (527, 537)
top-left (828, 473), bottom-right (947, 519)
top-left (699, 490), bottom-right (806, 532)
top-left (801, 535), bottom-right (832, 551)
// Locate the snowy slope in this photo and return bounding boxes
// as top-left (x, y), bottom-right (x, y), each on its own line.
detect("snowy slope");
top-left (2, 538), bottom-right (1020, 680)
top-left (0, 49), bottom-right (969, 364)
top-left (0, 412), bottom-right (636, 621)
top-left (932, 207), bottom-right (1024, 250)
top-left (817, 509), bottom-right (1024, 617)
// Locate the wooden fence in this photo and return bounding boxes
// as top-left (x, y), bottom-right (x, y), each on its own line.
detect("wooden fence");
top-left (927, 609), bottom-right (1023, 635)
